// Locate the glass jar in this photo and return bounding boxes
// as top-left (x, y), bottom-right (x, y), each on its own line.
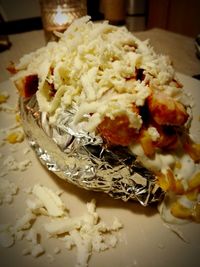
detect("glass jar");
top-left (40, 0), bottom-right (87, 42)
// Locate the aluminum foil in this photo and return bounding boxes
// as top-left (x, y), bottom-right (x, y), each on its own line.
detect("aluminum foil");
top-left (19, 95), bottom-right (164, 206)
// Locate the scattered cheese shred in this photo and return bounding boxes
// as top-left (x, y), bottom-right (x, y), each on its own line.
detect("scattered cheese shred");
top-left (3, 155), bottom-right (31, 172)
top-left (44, 198), bottom-right (123, 267)
top-left (0, 224), bottom-right (14, 248)
top-left (32, 184), bottom-right (66, 217)
top-left (0, 231), bottom-right (14, 248)
top-left (0, 178), bottom-right (18, 205)
top-left (31, 244), bottom-right (45, 257)
top-left (15, 211), bottom-right (36, 231)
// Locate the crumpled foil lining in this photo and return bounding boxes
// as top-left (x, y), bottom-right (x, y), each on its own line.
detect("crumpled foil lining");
top-left (19, 95), bottom-right (164, 206)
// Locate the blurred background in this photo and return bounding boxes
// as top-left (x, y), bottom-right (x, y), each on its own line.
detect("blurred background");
top-left (0, 0), bottom-right (199, 37)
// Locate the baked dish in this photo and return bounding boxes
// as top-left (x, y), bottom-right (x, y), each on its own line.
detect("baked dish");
top-left (9, 17), bottom-right (200, 223)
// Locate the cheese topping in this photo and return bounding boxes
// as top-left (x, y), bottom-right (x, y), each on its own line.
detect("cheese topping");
top-left (12, 16), bottom-right (182, 134)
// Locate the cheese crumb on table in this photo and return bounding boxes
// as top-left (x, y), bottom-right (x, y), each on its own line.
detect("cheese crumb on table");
top-left (32, 184), bottom-right (66, 217)
top-left (46, 253), bottom-right (55, 262)
top-left (0, 224), bottom-right (14, 248)
top-left (0, 103), bottom-right (16, 113)
top-left (25, 228), bottom-right (38, 245)
top-left (0, 231), bottom-right (14, 248)
top-left (3, 156), bottom-right (31, 172)
top-left (31, 243), bottom-right (45, 257)
top-left (54, 247), bottom-right (61, 254)
top-left (0, 178), bottom-right (18, 205)
top-left (14, 211), bottom-right (36, 231)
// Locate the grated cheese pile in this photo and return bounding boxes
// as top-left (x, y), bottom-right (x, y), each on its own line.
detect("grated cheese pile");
top-left (11, 16), bottom-right (181, 133)
top-left (0, 184), bottom-right (123, 266)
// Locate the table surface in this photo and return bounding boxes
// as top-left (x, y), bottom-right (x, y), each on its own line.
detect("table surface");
top-left (0, 28), bottom-right (200, 83)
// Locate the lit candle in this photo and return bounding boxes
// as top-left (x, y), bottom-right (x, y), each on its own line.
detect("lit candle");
top-left (54, 5), bottom-right (69, 26)
top-left (40, 0), bottom-right (87, 42)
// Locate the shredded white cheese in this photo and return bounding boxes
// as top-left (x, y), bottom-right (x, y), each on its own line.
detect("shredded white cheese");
top-left (12, 16), bottom-right (181, 135)
top-left (3, 155), bottom-right (31, 172)
top-left (147, 126), bottom-right (160, 142)
top-left (32, 184), bottom-right (66, 217)
top-left (0, 182), bottom-right (123, 267)
top-left (0, 178), bottom-right (18, 205)
top-left (14, 211), bottom-right (36, 231)
top-left (0, 224), bottom-right (14, 248)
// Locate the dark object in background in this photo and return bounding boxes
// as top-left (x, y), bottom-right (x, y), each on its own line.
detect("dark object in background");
top-left (147, 0), bottom-right (200, 38)
top-left (0, 35), bottom-right (11, 52)
top-left (195, 34), bottom-right (200, 59)
top-left (0, 17), bottom-right (43, 35)
top-left (0, 1), bottom-right (101, 36)
top-left (87, 0), bottom-right (104, 20)
top-left (192, 74), bottom-right (200, 80)
top-left (126, 0), bottom-right (147, 31)
top-left (102, 0), bottom-right (126, 25)
top-left (192, 35), bottom-right (200, 81)
top-left (0, 13), bottom-right (11, 52)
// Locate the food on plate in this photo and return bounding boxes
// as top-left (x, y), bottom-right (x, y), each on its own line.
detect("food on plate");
top-left (9, 17), bottom-right (200, 223)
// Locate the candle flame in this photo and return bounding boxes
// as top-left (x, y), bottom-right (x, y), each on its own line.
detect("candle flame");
top-left (54, 6), bottom-right (69, 25)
